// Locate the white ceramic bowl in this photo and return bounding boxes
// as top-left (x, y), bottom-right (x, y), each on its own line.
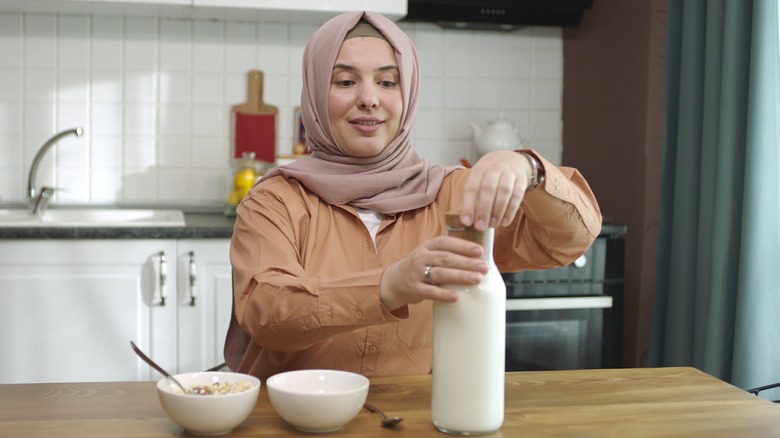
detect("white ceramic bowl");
top-left (266, 369), bottom-right (370, 433)
top-left (156, 371), bottom-right (260, 436)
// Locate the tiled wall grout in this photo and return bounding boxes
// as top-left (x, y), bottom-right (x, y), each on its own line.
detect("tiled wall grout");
top-left (0, 11), bottom-right (563, 208)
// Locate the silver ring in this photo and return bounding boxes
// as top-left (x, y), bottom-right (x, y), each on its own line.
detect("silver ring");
top-left (423, 265), bottom-right (434, 284)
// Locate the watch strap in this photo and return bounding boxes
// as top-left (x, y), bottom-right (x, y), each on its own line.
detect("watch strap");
top-left (517, 151), bottom-right (545, 191)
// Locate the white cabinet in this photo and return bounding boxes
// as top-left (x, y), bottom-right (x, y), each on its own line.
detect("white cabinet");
top-left (0, 0), bottom-right (192, 17)
top-left (0, 0), bottom-right (407, 22)
top-left (191, 0), bottom-right (407, 22)
top-left (176, 239), bottom-right (233, 374)
top-left (0, 238), bottom-right (231, 384)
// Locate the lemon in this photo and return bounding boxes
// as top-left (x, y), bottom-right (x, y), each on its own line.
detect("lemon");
top-left (234, 168), bottom-right (257, 190)
top-left (227, 190), bottom-right (242, 206)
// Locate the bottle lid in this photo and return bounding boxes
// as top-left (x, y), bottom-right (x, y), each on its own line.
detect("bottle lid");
top-left (445, 212), bottom-right (485, 244)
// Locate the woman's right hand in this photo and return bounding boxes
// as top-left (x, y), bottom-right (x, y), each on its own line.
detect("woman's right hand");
top-left (379, 235), bottom-right (489, 311)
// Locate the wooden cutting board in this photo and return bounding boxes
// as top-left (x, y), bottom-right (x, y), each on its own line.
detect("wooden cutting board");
top-left (231, 70), bottom-right (278, 163)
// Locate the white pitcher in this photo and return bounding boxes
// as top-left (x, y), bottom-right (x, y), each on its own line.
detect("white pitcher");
top-left (470, 117), bottom-right (525, 156)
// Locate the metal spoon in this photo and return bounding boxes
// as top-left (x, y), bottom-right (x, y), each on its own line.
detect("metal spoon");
top-left (129, 340), bottom-right (189, 394)
top-left (364, 403), bottom-right (403, 428)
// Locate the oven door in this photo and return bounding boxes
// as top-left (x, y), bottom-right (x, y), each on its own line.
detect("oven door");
top-left (505, 296), bottom-right (612, 371)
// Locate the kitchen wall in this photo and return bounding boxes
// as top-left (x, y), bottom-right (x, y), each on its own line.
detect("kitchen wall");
top-left (0, 11), bottom-right (564, 208)
top-left (563, 0), bottom-right (666, 368)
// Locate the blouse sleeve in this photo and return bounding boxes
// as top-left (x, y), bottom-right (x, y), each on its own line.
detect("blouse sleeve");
top-left (493, 149), bottom-right (603, 272)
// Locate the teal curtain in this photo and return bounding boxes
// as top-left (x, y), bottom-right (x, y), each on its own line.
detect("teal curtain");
top-left (650, 0), bottom-right (780, 399)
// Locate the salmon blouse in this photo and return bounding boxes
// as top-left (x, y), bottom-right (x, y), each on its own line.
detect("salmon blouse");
top-left (225, 151), bottom-right (602, 380)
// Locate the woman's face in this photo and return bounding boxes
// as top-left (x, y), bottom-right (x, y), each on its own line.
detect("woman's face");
top-left (328, 36), bottom-right (402, 157)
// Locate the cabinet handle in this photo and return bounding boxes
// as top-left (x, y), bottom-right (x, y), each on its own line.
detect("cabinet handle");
top-left (158, 251), bottom-right (167, 306)
top-left (188, 251), bottom-right (197, 306)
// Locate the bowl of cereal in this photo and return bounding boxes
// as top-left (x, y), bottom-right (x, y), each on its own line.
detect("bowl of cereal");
top-left (156, 371), bottom-right (260, 436)
top-left (266, 369), bottom-right (369, 433)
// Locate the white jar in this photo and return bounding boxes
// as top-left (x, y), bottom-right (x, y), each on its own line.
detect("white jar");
top-left (431, 213), bottom-right (506, 435)
top-left (470, 118), bottom-right (523, 157)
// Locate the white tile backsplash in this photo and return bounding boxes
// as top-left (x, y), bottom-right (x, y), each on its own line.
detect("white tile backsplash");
top-left (123, 102), bottom-right (156, 135)
top-left (90, 168), bottom-right (121, 202)
top-left (0, 167), bottom-right (21, 199)
top-left (0, 11), bottom-right (563, 208)
top-left (124, 71), bottom-right (156, 103)
top-left (443, 77), bottom-right (474, 109)
top-left (91, 135), bottom-right (122, 167)
top-left (0, 102), bottom-right (22, 135)
top-left (190, 105), bottom-right (222, 136)
top-left (58, 16), bottom-right (90, 69)
top-left (57, 166), bottom-right (90, 203)
top-left (24, 15), bottom-right (57, 68)
top-left (0, 15), bottom-right (23, 68)
top-left (90, 103), bottom-right (122, 135)
top-left (191, 72), bottom-right (223, 104)
top-left (22, 102), bottom-right (55, 134)
top-left (158, 71), bottom-right (191, 103)
top-left (124, 18), bottom-right (157, 70)
top-left (122, 166), bottom-right (157, 202)
top-left (157, 135), bottom-right (189, 167)
top-left (157, 168), bottom-right (188, 202)
top-left (91, 17), bottom-right (123, 69)
top-left (158, 103), bottom-right (190, 136)
top-left (58, 69), bottom-right (90, 102)
top-left (24, 69), bottom-right (56, 101)
top-left (91, 69), bottom-right (123, 102)
top-left (0, 134), bottom-right (20, 165)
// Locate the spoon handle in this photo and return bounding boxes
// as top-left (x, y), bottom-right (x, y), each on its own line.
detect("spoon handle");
top-left (364, 403), bottom-right (388, 420)
top-left (364, 403), bottom-right (403, 427)
top-left (130, 340), bottom-right (187, 393)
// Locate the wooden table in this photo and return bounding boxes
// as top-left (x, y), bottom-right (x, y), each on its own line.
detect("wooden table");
top-left (2, 367), bottom-right (779, 437)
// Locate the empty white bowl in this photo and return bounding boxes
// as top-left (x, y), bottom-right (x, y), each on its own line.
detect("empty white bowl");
top-left (156, 371), bottom-right (260, 436)
top-left (266, 369), bottom-right (370, 433)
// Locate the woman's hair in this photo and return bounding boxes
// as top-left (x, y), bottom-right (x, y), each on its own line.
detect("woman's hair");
top-left (345, 19), bottom-right (387, 40)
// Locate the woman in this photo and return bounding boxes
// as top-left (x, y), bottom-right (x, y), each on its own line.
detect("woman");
top-left (225, 11), bottom-right (602, 380)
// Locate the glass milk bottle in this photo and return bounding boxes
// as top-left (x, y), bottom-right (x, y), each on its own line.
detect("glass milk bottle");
top-left (432, 213), bottom-right (506, 435)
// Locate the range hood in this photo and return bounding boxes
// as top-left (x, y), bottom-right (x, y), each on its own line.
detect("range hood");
top-left (403, 0), bottom-right (594, 30)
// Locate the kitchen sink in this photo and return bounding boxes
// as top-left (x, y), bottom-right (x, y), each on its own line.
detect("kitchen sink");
top-left (0, 208), bottom-right (186, 228)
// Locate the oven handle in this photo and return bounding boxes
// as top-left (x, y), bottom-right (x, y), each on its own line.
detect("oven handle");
top-left (506, 296), bottom-right (612, 311)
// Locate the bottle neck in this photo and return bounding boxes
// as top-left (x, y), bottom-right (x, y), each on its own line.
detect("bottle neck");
top-left (478, 228), bottom-right (495, 264)
top-left (446, 225), bottom-right (495, 263)
top-left (482, 228), bottom-right (496, 262)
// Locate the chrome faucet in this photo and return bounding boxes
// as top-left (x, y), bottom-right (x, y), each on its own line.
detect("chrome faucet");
top-left (27, 127), bottom-right (84, 215)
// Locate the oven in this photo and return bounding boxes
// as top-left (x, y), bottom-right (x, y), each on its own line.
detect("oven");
top-left (502, 227), bottom-right (625, 371)
top-left (505, 296), bottom-right (611, 370)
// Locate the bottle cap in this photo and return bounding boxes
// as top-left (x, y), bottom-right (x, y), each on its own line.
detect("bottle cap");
top-left (445, 212), bottom-right (485, 244)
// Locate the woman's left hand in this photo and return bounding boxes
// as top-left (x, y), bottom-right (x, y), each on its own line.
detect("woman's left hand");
top-left (459, 150), bottom-right (534, 230)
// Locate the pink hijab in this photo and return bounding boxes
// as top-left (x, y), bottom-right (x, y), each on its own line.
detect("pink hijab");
top-left (260, 11), bottom-right (456, 215)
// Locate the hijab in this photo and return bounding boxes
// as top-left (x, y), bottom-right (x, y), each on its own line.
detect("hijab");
top-left (259, 11), bottom-right (456, 215)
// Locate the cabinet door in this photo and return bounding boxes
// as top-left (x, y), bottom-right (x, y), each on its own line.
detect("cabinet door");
top-left (0, 240), bottom-right (177, 384)
top-left (191, 0), bottom-right (407, 22)
top-left (176, 239), bottom-right (232, 373)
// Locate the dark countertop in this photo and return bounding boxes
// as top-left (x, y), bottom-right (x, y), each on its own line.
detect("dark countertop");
top-left (0, 211), bottom-right (625, 240)
top-left (0, 213), bottom-right (236, 240)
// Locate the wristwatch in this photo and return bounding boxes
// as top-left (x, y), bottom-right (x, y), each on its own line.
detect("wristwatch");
top-left (517, 151), bottom-right (545, 191)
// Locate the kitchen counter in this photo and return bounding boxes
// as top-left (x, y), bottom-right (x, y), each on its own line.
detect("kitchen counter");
top-left (2, 367), bottom-right (779, 437)
top-left (0, 212), bottom-right (235, 240)
top-left (0, 213), bottom-right (624, 240)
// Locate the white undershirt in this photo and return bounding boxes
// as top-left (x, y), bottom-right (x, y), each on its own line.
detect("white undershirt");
top-left (355, 208), bottom-right (383, 249)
